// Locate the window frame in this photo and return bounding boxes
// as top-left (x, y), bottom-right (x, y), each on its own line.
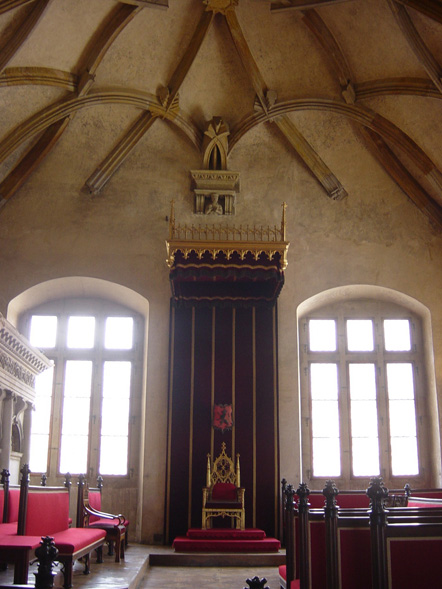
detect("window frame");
top-left (300, 300), bottom-right (429, 490)
top-left (23, 297), bottom-right (142, 480)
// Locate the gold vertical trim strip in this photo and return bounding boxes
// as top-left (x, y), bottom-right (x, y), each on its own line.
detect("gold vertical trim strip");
top-left (210, 306), bottom-right (215, 458)
top-left (252, 306), bottom-right (257, 528)
top-left (188, 307), bottom-right (195, 530)
top-left (273, 305), bottom-right (279, 534)
top-left (232, 308), bottom-right (236, 458)
top-left (165, 306), bottom-right (175, 543)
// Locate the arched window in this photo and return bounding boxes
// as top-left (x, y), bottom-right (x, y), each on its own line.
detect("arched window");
top-left (12, 280), bottom-right (148, 481)
top-left (298, 287), bottom-right (440, 490)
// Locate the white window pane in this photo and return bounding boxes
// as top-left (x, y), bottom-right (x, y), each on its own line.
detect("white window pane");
top-left (35, 366), bottom-right (54, 397)
top-left (391, 437), bottom-right (419, 476)
top-left (32, 397), bottom-right (52, 434)
top-left (67, 316), bottom-right (95, 349)
top-left (29, 434), bottom-right (49, 473)
top-left (351, 400), bottom-right (378, 438)
top-left (346, 319), bottom-right (374, 351)
top-left (352, 438), bottom-right (380, 476)
top-left (29, 316), bottom-right (57, 348)
top-left (101, 399), bottom-right (129, 436)
top-left (103, 362), bottom-right (131, 399)
top-left (59, 435), bottom-right (88, 474)
top-left (389, 400), bottom-right (417, 437)
top-left (309, 319), bottom-right (336, 352)
top-left (61, 398), bottom-right (91, 435)
top-left (312, 400), bottom-right (340, 437)
top-left (105, 317), bottom-right (134, 350)
top-left (100, 437), bottom-right (128, 476)
top-left (349, 363), bottom-right (376, 400)
top-left (310, 364), bottom-right (338, 400)
top-left (64, 361), bottom-right (93, 398)
top-left (384, 319), bottom-right (411, 351)
top-left (312, 438), bottom-right (341, 477)
top-left (386, 363), bottom-right (414, 399)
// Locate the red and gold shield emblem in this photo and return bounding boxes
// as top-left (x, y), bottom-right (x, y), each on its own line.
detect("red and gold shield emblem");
top-left (213, 403), bottom-right (233, 432)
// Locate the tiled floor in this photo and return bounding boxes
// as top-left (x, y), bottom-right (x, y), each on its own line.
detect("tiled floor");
top-left (0, 544), bottom-right (281, 589)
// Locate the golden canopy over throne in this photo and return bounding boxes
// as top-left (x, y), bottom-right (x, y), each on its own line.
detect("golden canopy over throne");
top-left (202, 442), bottom-right (245, 530)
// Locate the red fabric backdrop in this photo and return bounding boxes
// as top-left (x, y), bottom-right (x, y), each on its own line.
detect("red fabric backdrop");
top-left (165, 304), bottom-right (280, 543)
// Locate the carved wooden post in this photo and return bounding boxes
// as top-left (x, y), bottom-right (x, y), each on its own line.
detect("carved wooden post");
top-left (281, 478), bottom-right (287, 545)
top-left (366, 476), bottom-right (389, 589)
top-left (243, 576), bottom-right (270, 589)
top-left (17, 463), bottom-right (30, 535)
top-left (284, 483), bottom-right (296, 587)
top-left (64, 472), bottom-right (72, 494)
top-left (34, 536), bottom-right (59, 589)
top-left (76, 474), bottom-right (86, 529)
top-left (1, 468), bottom-right (10, 524)
top-left (296, 482), bottom-right (311, 589)
top-left (323, 480), bottom-right (339, 589)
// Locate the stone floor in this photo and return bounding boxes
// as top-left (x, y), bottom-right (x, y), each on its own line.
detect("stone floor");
top-left (0, 544), bottom-right (282, 589)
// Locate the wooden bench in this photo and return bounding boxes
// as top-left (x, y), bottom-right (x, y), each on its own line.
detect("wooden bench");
top-left (0, 465), bottom-right (106, 588)
top-left (76, 475), bottom-right (126, 563)
top-left (280, 478), bottom-right (442, 589)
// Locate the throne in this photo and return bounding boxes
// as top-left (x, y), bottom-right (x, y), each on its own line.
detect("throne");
top-left (202, 442), bottom-right (245, 530)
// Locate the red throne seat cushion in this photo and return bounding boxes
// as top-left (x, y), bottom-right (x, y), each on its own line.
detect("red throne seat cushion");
top-left (211, 482), bottom-right (237, 501)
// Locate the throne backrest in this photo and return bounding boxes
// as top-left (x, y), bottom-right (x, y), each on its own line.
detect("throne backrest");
top-left (207, 442), bottom-right (240, 489)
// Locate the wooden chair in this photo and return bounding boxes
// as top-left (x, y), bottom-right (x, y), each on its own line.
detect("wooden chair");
top-left (76, 475), bottom-right (126, 563)
top-left (202, 442), bottom-right (245, 530)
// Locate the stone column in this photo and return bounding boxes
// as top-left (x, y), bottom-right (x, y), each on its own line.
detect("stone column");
top-left (0, 390), bottom-right (14, 471)
top-left (22, 401), bottom-right (34, 466)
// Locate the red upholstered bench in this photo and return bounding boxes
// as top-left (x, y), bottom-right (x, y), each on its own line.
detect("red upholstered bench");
top-left (0, 466), bottom-right (106, 589)
top-left (21, 485), bottom-right (106, 588)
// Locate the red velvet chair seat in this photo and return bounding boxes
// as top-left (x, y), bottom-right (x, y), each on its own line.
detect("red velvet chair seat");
top-left (205, 501), bottom-right (243, 509)
top-left (0, 522), bottom-right (17, 535)
top-left (88, 517), bottom-right (122, 528)
top-left (53, 528), bottom-right (106, 554)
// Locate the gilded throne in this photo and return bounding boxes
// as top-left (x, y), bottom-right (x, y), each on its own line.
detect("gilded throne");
top-left (202, 442), bottom-right (245, 530)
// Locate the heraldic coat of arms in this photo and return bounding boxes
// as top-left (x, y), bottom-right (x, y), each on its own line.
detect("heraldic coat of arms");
top-left (213, 403), bottom-right (233, 432)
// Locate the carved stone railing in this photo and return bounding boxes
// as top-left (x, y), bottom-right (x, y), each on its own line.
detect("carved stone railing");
top-left (166, 201), bottom-right (289, 269)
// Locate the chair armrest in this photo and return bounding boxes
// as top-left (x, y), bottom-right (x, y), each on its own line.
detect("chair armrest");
top-left (236, 487), bottom-right (245, 505)
top-left (202, 487), bottom-right (210, 505)
top-left (84, 504), bottom-right (125, 525)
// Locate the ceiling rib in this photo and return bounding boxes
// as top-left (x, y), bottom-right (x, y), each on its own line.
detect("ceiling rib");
top-left (0, 0), bottom-right (35, 15)
top-left (0, 90), bottom-right (201, 165)
top-left (0, 3), bottom-right (144, 205)
top-left (388, 0), bottom-right (442, 94)
top-left (225, 8), bottom-right (347, 201)
top-left (83, 111), bottom-right (156, 195)
top-left (270, 0), bottom-right (352, 11)
top-left (0, 116), bottom-right (69, 208)
top-left (0, 0), bottom-right (50, 74)
top-left (0, 67), bottom-right (77, 90)
top-left (300, 7), bottom-right (442, 226)
top-left (84, 8), bottom-right (214, 195)
top-left (355, 77), bottom-right (440, 100)
top-left (359, 125), bottom-right (442, 228)
top-left (77, 3), bottom-right (143, 96)
top-left (394, 0), bottom-right (442, 24)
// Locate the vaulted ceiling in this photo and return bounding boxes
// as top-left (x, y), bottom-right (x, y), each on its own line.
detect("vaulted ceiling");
top-left (1, 0), bottom-right (442, 229)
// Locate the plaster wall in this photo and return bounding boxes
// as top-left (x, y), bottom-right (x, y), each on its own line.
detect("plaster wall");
top-left (0, 117), bottom-right (441, 543)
